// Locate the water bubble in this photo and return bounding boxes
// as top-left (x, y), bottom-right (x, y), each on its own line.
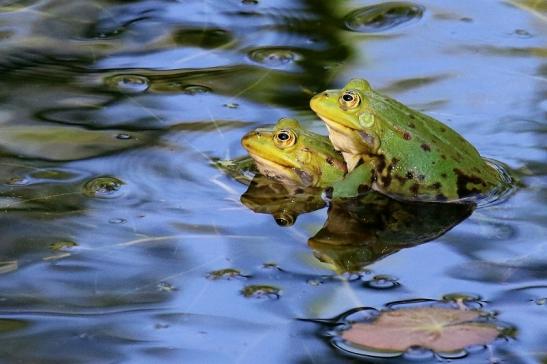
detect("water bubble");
top-left (344, 2), bottom-right (425, 33)
top-left (532, 297), bottom-right (546, 305)
top-left (49, 240), bottom-right (78, 252)
top-left (207, 268), bottom-right (247, 280)
top-left (183, 85), bottom-right (211, 95)
top-left (223, 103), bottom-right (239, 109)
top-left (83, 176), bottom-right (125, 199)
top-left (116, 133), bottom-right (132, 140)
top-left (108, 218), bottom-right (127, 224)
top-left (248, 48), bottom-right (299, 68)
top-left (363, 274), bottom-right (400, 289)
top-left (241, 285), bottom-right (280, 299)
top-left (105, 75), bottom-right (150, 93)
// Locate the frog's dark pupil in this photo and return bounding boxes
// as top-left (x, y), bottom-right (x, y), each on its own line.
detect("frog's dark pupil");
top-left (343, 94), bottom-right (354, 102)
top-left (278, 132), bottom-right (289, 141)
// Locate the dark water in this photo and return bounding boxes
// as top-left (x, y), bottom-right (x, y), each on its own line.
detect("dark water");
top-left (0, 0), bottom-right (545, 363)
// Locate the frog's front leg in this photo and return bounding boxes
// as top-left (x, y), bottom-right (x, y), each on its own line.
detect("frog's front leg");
top-left (329, 162), bottom-right (375, 199)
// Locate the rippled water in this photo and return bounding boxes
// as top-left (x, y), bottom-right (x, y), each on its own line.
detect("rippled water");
top-left (0, 0), bottom-right (545, 363)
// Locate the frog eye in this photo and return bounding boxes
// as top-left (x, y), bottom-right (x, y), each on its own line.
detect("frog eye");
top-left (274, 212), bottom-right (296, 226)
top-left (339, 90), bottom-right (361, 110)
top-left (274, 129), bottom-right (297, 148)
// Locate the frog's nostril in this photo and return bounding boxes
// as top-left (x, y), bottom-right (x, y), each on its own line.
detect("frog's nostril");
top-left (323, 92), bottom-right (328, 97)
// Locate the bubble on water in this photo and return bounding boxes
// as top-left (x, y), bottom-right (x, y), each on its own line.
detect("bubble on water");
top-left (241, 285), bottom-right (281, 299)
top-left (532, 297), bottom-right (546, 305)
top-left (116, 133), bottom-right (132, 140)
top-left (182, 85), bottom-right (211, 95)
top-left (436, 349), bottom-right (468, 359)
top-left (207, 268), bottom-right (247, 280)
top-left (248, 47), bottom-right (300, 69)
top-left (363, 274), bottom-right (400, 289)
top-left (105, 75), bottom-right (150, 93)
top-left (344, 2), bottom-right (425, 33)
top-left (83, 176), bottom-right (125, 199)
top-left (108, 218), bottom-right (127, 224)
top-left (223, 103), bottom-right (239, 109)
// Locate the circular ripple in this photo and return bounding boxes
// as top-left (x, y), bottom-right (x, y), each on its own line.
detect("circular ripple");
top-left (104, 75), bottom-right (150, 93)
top-left (344, 2), bottom-right (425, 33)
top-left (83, 176), bottom-right (125, 199)
top-left (247, 47), bottom-right (300, 69)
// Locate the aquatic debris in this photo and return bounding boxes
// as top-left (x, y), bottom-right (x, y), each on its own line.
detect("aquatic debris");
top-left (340, 307), bottom-right (501, 354)
top-left (49, 240), bottom-right (78, 252)
top-left (344, 2), bottom-right (425, 33)
top-left (207, 268), bottom-right (248, 280)
top-left (241, 285), bottom-right (281, 299)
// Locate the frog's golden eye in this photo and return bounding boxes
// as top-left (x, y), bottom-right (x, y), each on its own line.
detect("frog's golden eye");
top-left (274, 129), bottom-right (297, 148)
top-left (339, 90), bottom-right (360, 110)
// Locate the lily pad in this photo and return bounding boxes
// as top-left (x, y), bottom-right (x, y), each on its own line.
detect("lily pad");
top-left (0, 125), bottom-right (155, 161)
top-left (342, 307), bottom-right (500, 353)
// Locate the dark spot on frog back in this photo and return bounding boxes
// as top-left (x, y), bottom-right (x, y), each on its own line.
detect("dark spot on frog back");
top-left (403, 132), bottom-right (412, 140)
top-left (453, 168), bottom-right (487, 198)
top-left (420, 143), bottom-right (431, 152)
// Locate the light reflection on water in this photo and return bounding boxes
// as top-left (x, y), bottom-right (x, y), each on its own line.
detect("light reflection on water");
top-left (0, 0), bottom-right (545, 363)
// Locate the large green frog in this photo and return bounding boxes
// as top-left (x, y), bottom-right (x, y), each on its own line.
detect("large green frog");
top-left (241, 117), bottom-right (347, 188)
top-left (310, 79), bottom-right (505, 202)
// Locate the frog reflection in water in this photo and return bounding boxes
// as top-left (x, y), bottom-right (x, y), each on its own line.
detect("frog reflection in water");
top-left (236, 118), bottom-right (472, 272)
top-left (240, 177), bottom-right (472, 273)
top-left (310, 79), bottom-right (508, 202)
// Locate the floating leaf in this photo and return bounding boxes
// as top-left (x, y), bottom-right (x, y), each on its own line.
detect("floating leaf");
top-left (342, 307), bottom-right (500, 353)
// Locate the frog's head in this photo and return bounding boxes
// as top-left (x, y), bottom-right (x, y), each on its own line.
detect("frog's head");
top-left (310, 79), bottom-right (379, 158)
top-left (241, 118), bottom-right (346, 187)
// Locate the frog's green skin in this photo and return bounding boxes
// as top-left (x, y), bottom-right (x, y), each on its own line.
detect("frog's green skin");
top-left (310, 79), bottom-right (502, 202)
top-left (241, 117), bottom-right (347, 188)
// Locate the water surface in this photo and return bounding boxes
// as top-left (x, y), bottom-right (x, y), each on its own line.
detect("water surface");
top-left (0, 0), bottom-right (545, 363)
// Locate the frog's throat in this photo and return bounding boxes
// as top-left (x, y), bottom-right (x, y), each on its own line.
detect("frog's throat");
top-left (317, 115), bottom-right (356, 134)
top-left (250, 154), bottom-right (312, 186)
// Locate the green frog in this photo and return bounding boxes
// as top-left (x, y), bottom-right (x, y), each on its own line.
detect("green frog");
top-left (310, 79), bottom-right (506, 202)
top-left (241, 117), bottom-right (347, 188)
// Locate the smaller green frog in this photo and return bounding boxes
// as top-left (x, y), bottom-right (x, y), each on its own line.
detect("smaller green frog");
top-left (241, 117), bottom-right (347, 188)
top-left (310, 79), bottom-right (507, 202)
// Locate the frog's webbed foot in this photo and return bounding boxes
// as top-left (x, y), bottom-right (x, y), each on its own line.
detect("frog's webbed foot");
top-left (328, 163), bottom-right (374, 199)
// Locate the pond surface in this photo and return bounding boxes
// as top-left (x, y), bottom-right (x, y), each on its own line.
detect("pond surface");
top-left (0, 0), bottom-right (545, 363)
